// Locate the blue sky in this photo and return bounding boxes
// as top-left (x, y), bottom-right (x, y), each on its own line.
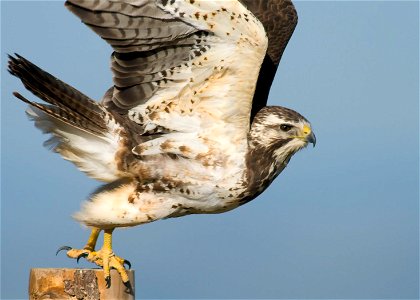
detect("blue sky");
top-left (1, 1), bottom-right (419, 299)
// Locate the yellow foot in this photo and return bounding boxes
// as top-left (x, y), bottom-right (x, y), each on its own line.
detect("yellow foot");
top-left (56, 246), bottom-right (131, 287)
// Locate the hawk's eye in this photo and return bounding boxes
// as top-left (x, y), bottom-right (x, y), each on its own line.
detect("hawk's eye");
top-left (280, 124), bottom-right (293, 132)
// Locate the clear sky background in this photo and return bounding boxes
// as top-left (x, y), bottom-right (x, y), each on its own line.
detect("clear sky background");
top-left (1, 1), bottom-right (419, 299)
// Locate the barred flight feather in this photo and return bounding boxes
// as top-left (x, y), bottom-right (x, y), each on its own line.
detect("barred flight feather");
top-left (9, 0), bottom-right (313, 231)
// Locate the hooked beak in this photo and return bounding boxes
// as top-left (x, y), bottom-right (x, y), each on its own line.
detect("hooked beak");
top-left (306, 131), bottom-right (316, 147)
top-left (302, 124), bottom-right (316, 147)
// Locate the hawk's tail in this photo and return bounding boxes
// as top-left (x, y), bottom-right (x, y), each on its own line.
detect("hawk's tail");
top-left (8, 54), bottom-right (107, 136)
top-left (8, 54), bottom-right (124, 182)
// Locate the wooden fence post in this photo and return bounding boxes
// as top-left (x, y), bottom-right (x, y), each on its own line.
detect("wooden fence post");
top-left (29, 268), bottom-right (135, 300)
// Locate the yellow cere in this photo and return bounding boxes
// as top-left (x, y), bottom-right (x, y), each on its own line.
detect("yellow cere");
top-left (302, 124), bottom-right (311, 135)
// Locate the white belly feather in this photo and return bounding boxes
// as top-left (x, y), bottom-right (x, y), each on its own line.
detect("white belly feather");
top-left (73, 0), bottom-right (268, 228)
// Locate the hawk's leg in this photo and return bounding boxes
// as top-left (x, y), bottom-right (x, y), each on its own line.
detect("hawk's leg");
top-left (57, 227), bottom-right (130, 287)
top-left (84, 227), bottom-right (101, 251)
top-left (94, 228), bottom-right (130, 286)
top-left (58, 227), bottom-right (101, 259)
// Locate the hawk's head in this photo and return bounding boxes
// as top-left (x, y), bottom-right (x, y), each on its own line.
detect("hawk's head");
top-left (241, 105), bottom-right (316, 203)
top-left (249, 106), bottom-right (316, 164)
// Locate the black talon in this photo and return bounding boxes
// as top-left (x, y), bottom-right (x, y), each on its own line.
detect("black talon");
top-left (123, 259), bottom-right (132, 270)
top-left (123, 280), bottom-right (134, 295)
top-left (76, 252), bottom-right (88, 263)
top-left (56, 246), bottom-right (72, 256)
top-left (105, 276), bottom-right (111, 288)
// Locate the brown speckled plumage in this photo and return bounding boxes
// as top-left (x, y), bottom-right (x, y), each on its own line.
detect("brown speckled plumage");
top-left (9, 0), bottom-right (315, 269)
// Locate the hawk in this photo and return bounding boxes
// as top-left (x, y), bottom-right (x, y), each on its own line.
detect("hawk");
top-left (8, 0), bottom-right (315, 287)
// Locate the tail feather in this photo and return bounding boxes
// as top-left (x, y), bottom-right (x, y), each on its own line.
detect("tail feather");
top-left (8, 54), bottom-right (125, 182)
top-left (12, 91), bottom-right (104, 136)
top-left (8, 54), bottom-right (106, 134)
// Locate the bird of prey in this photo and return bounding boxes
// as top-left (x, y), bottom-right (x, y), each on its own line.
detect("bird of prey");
top-left (8, 0), bottom-right (315, 287)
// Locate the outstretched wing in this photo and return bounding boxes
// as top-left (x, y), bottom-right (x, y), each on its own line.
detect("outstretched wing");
top-left (241, 0), bottom-right (297, 66)
top-left (66, 0), bottom-right (268, 160)
top-left (240, 0), bottom-right (298, 119)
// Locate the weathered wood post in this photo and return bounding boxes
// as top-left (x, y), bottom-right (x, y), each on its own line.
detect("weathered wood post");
top-left (29, 268), bottom-right (135, 299)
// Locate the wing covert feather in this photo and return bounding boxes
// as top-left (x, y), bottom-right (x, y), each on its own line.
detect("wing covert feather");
top-left (66, 0), bottom-right (271, 166)
top-left (66, 0), bottom-right (268, 131)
